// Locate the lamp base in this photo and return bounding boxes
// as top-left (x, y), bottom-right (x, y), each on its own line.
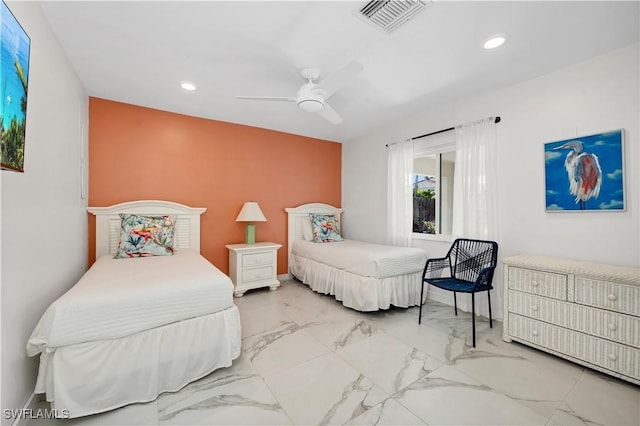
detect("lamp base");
top-left (245, 223), bottom-right (256, 245)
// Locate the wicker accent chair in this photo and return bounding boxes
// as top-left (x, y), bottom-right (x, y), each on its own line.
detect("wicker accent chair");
top-left (418, 238), bottom-right (498, 347)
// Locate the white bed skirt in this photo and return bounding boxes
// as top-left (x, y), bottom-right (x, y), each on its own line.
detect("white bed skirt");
top-left (291, 254), bottom-right (427, 311)
top-left (35, 305), bottom-right (241, 418)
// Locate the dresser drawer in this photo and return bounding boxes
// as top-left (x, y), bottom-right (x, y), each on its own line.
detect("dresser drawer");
top-left (509, 314), bottom-right (640, 380)
top-left (242, 252), bottom-right (273, 268)
top-left (508, 267), bottom-right (567, 300)
top-left (509, 291), bottom-right (640, 347)
top-left (241, 266), bottom-right (273, 283)
top-left (575, 277), bottom-right (640, 316)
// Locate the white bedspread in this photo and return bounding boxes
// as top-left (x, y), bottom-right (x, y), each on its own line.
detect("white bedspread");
top-left (27, 249), bottom-right (233, 355)
top-left (291, 239), bottom-right (426, 278)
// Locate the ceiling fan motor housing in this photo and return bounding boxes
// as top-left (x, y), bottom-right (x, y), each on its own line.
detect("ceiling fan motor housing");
top-left (297, 84), bottom-right (326, 112)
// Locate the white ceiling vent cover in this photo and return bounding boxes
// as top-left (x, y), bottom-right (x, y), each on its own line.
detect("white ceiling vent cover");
top-left (355, 0), bottom-right (429, 34)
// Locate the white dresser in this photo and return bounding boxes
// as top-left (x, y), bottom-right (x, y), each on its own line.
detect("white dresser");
top-left (502, 255), bottom-right (640, 385)
top-left (226, 242), bottom-right (282, 297)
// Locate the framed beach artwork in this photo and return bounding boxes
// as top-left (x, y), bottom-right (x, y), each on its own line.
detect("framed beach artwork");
top-left (1, 1), bottom-right (31, 172)
top-left (544, 129), bottom-right (625, 212)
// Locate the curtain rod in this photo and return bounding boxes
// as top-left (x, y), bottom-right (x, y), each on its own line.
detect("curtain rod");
top-left (385, 116), bottom-right (501, 147)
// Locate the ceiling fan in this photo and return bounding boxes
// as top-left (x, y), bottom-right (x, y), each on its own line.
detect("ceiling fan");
top-left (235, 61), bottom-right (364, 124)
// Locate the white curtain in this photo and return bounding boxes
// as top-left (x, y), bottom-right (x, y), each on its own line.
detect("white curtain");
top-left (387, 139), bottom-right (414, 247)
top-left (452, 118), bottom-right (498, 240)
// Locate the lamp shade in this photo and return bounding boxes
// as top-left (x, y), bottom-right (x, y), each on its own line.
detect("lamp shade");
top-left (235, 202), bottom-right (267, 222)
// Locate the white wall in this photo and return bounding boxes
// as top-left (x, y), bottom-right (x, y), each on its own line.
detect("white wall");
top-left (1, 3), bottom-right (88, 422)
top-left (343, 43), bottom-right (639, 320)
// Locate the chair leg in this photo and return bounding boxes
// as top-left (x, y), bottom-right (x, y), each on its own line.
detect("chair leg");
top-left (418, 282), bottom-right (425, 324)
top-left (471, 293), bottom-right (476, 348)
top-left (487, 290), bottom-right (493, 328)
top-left (453, 292), bottom-right (458, 316)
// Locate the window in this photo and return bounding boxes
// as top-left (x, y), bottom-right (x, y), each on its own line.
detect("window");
top-left (412, 131), bottom-right (456, 236)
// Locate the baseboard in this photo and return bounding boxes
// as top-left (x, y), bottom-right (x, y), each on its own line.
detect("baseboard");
top-left (277, 273), bottom-right (293, 282)
top-left (426, 287), bottom-right (458, 308)
top-left (11, 392), bottom-right (42, 426)
top-left (426, 289), bottom-right (503, 321)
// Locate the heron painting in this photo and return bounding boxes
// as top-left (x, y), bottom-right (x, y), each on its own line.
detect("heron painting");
top-left (544, 130), bottom-right (624, 211)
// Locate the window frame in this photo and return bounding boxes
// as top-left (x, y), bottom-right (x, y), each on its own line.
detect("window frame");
top-left (412, 130), bottom-right (456, 241)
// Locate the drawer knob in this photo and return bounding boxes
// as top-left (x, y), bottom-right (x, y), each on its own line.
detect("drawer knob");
top-left (607, 323), bottom-right (617, 331)
top-left (531, 305), bottom-right (539, 312)
top-left (608, 353), bottom-right (617, 362)
top-left (532, 330), bottom-right (539, 337)
top-left (531, 281), bottom-right (539, 287)
top-left (607, 293), bottom-right (617, 301)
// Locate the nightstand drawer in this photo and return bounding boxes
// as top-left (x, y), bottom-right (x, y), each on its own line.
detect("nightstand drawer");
top-left (508, 267), bottom-right (567, 300)
top-left (242, 252), bottom-right (273, 268)
top-left (226, 242), bottom-right (282, 297)
top-left (242, 266), bottom-right (273, 283)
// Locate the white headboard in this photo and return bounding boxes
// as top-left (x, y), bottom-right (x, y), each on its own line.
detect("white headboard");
top-left (88, 200), bottom-right (207, 258)
top-left (284, 203), bottom-right (343, 271)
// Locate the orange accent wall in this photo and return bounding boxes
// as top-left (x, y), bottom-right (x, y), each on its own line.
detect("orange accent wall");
top-left (88, 97), bottom-right (341, 274)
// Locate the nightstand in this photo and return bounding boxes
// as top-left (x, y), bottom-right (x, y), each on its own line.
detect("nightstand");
top-left (226, 242), bottom-right (282, 297)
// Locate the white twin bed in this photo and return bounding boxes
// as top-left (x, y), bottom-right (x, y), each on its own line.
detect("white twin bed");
top-left (27, 200), bottom-right (241, 418)
top-left (286, 203), bottom-right (427, 311)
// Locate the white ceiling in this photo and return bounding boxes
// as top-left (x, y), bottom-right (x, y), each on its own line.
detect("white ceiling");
top-left (38, 1), bottom-right (639, 143)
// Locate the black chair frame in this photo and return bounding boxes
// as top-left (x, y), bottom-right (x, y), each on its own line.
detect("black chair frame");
top-left (418, 238), bottom-right (498, 347)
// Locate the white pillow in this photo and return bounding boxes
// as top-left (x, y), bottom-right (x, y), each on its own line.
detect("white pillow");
top-left (301, 216), bottom-right (313, 241)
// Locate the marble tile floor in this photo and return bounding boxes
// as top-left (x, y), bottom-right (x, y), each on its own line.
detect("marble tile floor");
top-left (30, 279), bottom-right (640, 426)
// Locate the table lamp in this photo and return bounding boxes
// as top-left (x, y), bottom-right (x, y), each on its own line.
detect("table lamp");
top-left (235, 201), bottom-right (267, 245)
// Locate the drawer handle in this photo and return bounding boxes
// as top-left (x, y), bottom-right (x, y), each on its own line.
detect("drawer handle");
top-left (532, 330), bottom-right (539, 337)
top-left (607, 323), bottom-right (617, 331)
top-left (531, 305), bottom-right (538, 312)
top-left (607, 293), bottom-right (617, 301)
top-left (608, 353), bottom-right (617, 362)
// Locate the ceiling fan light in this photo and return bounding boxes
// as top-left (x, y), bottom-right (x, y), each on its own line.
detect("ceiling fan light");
top-left (297, 99), bottom-right (324, 113)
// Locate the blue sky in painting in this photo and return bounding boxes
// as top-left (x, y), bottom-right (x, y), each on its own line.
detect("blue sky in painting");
top-left (544, 130), bottom-right (624, 211)
top-left (1, 1), bottom-right (31, 129)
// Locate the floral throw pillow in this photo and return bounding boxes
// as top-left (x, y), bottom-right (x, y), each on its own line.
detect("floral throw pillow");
top-left (114, 214), bottom-right (176, 258)
top-left (310, 213), bottom-right (343, 243)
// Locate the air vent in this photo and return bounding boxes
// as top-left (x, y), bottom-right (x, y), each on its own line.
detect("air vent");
top-left (355, 0), bottom-right (429, 34)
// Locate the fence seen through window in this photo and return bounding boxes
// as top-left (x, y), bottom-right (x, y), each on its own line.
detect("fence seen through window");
top-left (413, 151), bottom-right (455, 235)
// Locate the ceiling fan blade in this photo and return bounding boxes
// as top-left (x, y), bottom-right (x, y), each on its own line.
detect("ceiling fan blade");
top-left (316, 61), bottom-right (364, 98)
top-left (236, 96), bottom-right (296, 102)
top-left (317, 102), bottom-right (342, 124)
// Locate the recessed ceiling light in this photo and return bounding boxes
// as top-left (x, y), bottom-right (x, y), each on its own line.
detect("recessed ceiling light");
top-left (482, 34), bottom-right (508, 50)
top-left (180, 81), bottom-right (197, 91)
